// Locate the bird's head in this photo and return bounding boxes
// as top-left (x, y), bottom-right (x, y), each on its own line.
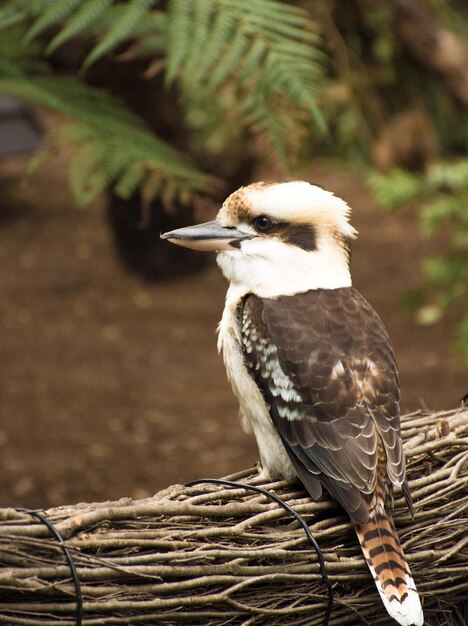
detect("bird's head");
top-left (161, 181), bottom-right (357, 297)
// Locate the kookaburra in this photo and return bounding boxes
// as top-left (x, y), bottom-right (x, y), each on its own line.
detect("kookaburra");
top-left (162, 181), bottom-right (424, 626)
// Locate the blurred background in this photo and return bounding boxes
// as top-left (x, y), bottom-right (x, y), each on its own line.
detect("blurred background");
top-left (0, 0), bottom-right (467, 509)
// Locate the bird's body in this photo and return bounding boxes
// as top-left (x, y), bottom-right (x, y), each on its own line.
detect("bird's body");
top-left (162, 181), bottom-right (424, 626)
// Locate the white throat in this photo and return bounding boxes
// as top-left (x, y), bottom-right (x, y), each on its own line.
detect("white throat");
top-left (217, 235), bottom-right (352, 301)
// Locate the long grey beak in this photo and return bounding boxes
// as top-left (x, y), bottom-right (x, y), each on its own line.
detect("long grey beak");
top-left (161, 220), bottom-right (254, 251)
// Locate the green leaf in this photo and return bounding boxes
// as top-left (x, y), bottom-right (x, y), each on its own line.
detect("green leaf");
top-left (420, 194), bottom-right (468, 237)
top-left (68, 141), bottom-right (105, 206)
top-left (164, 0), bottom-right (191, 84)
top-left (206, 28), bottom-right (249, 92)
top-left (25, 0), bottom-right (83, 43)
top-left (83, 0), bottom-right (157, 68)
top-left (47, 0), bottom-right (115, 54)
top-left (0, 1), bottom-right (31, 33)
top-left (0, 74), bottom-right (213, 206)
top-left (367, 169), bottom-right (424, 210)
top-left (423, 255), bottom-right (464, 286)
top-left (183, 2), bottom-right (229, 88)
top-left (114, 163), bottom-right (146, 199)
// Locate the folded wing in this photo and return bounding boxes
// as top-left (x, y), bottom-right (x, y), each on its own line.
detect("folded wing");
top-left (240, 287), bottom-right (405, 524)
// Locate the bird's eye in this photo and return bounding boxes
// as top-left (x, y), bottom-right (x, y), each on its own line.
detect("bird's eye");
top-left (253, 215), bottom-right (274, 232)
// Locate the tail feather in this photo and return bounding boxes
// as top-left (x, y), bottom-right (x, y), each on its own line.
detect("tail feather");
top-left (356, 506), bottom-right (424, 626)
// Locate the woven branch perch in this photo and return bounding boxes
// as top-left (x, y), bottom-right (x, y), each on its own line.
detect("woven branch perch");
top-left (1, 408), bottom-right (467, 625)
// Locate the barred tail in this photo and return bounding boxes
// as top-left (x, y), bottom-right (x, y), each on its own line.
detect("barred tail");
top-left (355, 506), bottom-right (424, 626)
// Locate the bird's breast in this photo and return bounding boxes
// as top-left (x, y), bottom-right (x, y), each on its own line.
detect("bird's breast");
top-left (217, 289), bottom-right (296, 481)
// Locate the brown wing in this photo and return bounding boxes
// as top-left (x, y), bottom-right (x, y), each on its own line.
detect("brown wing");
top-left (240, 287), bottom-right (405, 524)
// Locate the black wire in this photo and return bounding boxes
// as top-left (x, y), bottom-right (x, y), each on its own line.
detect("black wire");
top-left (15, 508), bottom-right (83, 626)
top-left (186, 478), bottom-right (334, 626)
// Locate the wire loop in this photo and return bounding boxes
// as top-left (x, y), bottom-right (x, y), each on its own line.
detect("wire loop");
top-left (186, 478), bottom-right (334, 626)
top-left (15, 508), bottom-right (83, 626)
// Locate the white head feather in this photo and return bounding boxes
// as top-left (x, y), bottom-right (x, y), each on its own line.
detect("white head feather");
top-left (216, 181), bottom-right (357, 299)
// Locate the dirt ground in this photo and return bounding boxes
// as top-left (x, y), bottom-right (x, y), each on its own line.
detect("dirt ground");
top-left (0, 151), bottom-right (466, 509)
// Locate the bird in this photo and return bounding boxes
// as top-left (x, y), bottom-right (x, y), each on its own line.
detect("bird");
top-left (161, 181), bottom-right (424, 626)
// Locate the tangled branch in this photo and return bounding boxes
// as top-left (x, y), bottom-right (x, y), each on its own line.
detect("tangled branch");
top-left (0, 408), bottom-right (467, 625)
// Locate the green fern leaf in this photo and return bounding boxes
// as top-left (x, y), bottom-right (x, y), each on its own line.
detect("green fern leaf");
top-left (46, 0), bottom-right (114, 54)
top-left (165, 0), bottom-right (192, 84)
top-left (0, 1), bottom-right (31, 34)
top-left (238, 38), bottom-right (267, 83)
top-left (83, 0), bottom-right (157, 68)
top-left (0, 23), bottom-right (49, 76)
top-left (0, 54), bottom-right (24, 78)
top-left (224, 0), bottom-right (317, 40)
top-left (68, 141), bottom-right (105, 207)
top-left (207, 28), bottom-right (249, 92)
top-left (164, 0), bottom-right (325, 155)
top-left (120, 10), bottom-right (167, 59)
top-left (124, 33), bottom-right (165, 60)
top-left (186, 8), bottom-right (235, 88)
top-left (114, 162), bottom-right (146, 199)
top-left (180, 0), bottom-right (215, 88)
top-left (254, 95), bottom-right (295, 164)
top-left (227, 0), bottom-right (303, 19)
top-left (25, 0), bottom-right (83, 43)
top-left (25, 145), bottom-right (51, 177)
top-left (104, 147), bottom-right (132, 180)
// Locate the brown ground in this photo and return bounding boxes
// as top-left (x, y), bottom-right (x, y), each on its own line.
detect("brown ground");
top-left (0, 151), bottom-right (466, 509)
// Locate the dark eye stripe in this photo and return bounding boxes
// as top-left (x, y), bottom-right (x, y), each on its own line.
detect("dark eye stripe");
top-left (250, 216), bottom-right (317, 252)
top-left (279, 223), bottom-right (316, 252)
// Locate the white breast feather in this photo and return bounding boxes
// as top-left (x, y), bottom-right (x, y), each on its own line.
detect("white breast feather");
top-left (217, 285), bottom-right (296, 481)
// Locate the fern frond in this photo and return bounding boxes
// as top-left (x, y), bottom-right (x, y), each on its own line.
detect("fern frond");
top-left (164, 0), bottom-right (191, 84)
top-left (2, 0), bottom-right (325, 166)
top-left (230, 0), bottom-right (308, 22)
top-left (227, 0), bottom-right (318, 40)
top-left (236, 37), bottom-right (266, 83)
top-left (106, 10), bottom-right (167, 59)
top-left (68, 140), bottom-right (106, 206)
top-left (179, 0), bottom-right (215, 88)
top-left (25, 0), bottom-right (83, 43)
top-left (46, 0), bottom-right (114, 54)
top-left (114, 162), bottom-right (147, 199)
top-left (206, 28), bottom-right (249, 92)
top-left (83, 0), bottom-right (157, 68)
top-left (0, 0), bottom-right (31, 33)
top-left (184, 8), bottom-right (233, 87)
top-left (0, 74), bottom-right (213, 206)
top-left (165, 0), bottom-right (324, 161)
top-left (252, 89), bottom-right (300, 163)
top-left (0, 55), bottom-right (24, 78)
top-left (0, 25), bottom-right (49, 76)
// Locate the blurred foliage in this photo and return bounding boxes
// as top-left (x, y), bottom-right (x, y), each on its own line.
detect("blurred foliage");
top-left (0, 0), bottom-right (325, 206)
top-left (0, 0), bottom-right (467, 362)
top-left (368, 163), bottom-right (468, 364)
